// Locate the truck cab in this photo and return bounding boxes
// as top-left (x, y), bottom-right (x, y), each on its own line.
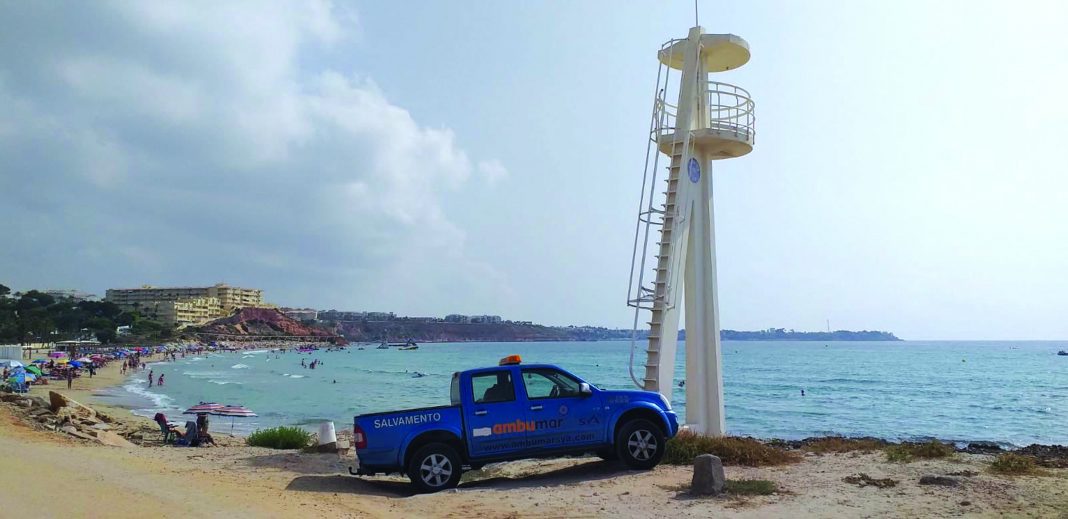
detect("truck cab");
top-left (352, 355), bottom-right (679, 492)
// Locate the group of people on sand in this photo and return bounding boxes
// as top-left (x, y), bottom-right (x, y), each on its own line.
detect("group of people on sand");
top-left (120, 353), bottom-right (147, 375)
top-left (153, 411), bottom-right (215, 447)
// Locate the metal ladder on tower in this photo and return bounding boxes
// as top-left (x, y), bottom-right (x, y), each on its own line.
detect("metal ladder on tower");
top-left (641, 142), bottom-right (689, 391)
top-left (627, 42), bottom-right (693, 390)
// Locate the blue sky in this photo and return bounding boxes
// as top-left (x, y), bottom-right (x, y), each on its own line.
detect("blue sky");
top-left (2, 1), bottom-right (1066, 339)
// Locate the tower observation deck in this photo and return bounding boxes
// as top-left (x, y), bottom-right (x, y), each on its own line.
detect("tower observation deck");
top-left (626, 26), bottom-right (755, 436)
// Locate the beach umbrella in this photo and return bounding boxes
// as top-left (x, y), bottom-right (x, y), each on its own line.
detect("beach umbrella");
top-left (54, 358), bottom-right (69, 364)
top-left (212, 405), bottom-right (257, 435)
top-left (31, 359), bottom-right (48, 365)
top-left (69, 361), bottom-right (83, 368)
top-left (24, 366), bottom-right (42, 376)
top-left (76, 357), bottom-right (91, 363)
top-left (0, 360), bottom-right (23, 369)
top-left (48, 352), bottom-right (66, 358)
top-left (183, 402), bottom-right (225, 415)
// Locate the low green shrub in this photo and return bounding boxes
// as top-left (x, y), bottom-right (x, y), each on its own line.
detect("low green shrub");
top-left (664, 431), bottom-right (801, 466)
top-left (725, 479), bottom-right (778, 495)
top-left (246, 426), bottom-right (314, 450)
top-left (885, 440), bottom-right (954, 462)
top-left (990, 453), bottom-right (1040, 475)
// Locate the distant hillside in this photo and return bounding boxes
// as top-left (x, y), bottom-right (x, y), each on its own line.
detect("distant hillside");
top-left (190, 310), bottom-right (900, 344)
top-left (195, 307), bottom-right (341, 341)
top-left (335, 321), bottom-right (900, 343)
top-left (336, 321), bottom-right (594, 343)
top-left (716, 328), bottom-right (901, 341)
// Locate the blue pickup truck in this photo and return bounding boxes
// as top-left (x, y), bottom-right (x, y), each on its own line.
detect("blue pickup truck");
top-left (350, 355), bottom-right (679, 492)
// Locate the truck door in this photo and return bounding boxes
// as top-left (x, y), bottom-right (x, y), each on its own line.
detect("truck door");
top-left (519, 367), bottom-right (605, 450)
top-left (464, 369), bottom-right (528, 458)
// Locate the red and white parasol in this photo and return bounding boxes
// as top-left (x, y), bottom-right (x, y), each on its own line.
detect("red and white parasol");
top-left (183, 402), bottom-right (225, 415)
top-left (212, 405), bottom-right (257, 434)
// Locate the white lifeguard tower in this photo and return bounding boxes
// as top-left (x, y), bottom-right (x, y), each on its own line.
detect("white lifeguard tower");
top-left (627, 25), bottom-right (755, 436)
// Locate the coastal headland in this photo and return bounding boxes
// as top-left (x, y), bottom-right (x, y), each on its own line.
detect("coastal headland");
top-left (184, 308), bottom-right (899, 343)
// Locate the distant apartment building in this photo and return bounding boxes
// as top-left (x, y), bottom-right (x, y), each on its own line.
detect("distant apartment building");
top-left (318, 310), bottom-right (395, 322)
top-left (105, 283), bottom-right (269, 327)
top-left (137, 297), bottom-right (222, 327)
top-left (445, 314), bottom-right (502, 324)
top-left (282, 308), bottom-right (318, 321)
top-left (43, 289), bottom-right (96, 302)
top-left (105, 283), bottom-right (265, 313)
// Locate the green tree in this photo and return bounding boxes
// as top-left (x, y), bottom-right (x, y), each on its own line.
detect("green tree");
top-left (95, 328), bottom-right (117, 344)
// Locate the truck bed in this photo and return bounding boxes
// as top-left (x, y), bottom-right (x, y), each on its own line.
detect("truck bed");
top-left (354, 405), bottom-right (462, 471)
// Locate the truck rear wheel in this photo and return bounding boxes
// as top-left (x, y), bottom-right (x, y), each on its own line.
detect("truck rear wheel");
top-left (407, 442), bottom-right (462, 493)
top-left (615, 419), bottom-right (665, 470)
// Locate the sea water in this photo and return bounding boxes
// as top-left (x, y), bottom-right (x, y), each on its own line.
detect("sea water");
top-left (96, 340), bottom-right (1068, 445)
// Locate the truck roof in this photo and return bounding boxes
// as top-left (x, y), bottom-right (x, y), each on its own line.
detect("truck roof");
top-left (458, 363), bottom-right (563, 376)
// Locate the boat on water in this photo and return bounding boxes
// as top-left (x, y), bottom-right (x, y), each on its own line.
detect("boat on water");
top-left (1058, 350), bottom-right (1068, 356)
top-left (388, 339), bottom-right (419, 349)
top-left (399, 345), bottom-right (419, 350)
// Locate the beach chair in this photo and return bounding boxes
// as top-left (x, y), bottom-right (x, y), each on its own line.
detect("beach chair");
top-left (154, 414), bottom-right (176, 444)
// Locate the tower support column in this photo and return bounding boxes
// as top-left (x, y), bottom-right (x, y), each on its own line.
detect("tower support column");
top-left (683, 151), bottom-right (725, 436)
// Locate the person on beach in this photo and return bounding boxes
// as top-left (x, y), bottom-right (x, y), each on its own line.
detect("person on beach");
top-left (148, 369), bottom-right (154, 387)
top-left (88, 364), bottom-right (95, 378)
top-left (157, 373), bottom-right (164, 386)
top-left (66, 369), bottom-right (73, 389)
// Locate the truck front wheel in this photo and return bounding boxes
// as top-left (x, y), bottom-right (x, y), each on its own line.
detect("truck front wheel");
top-left (615, 419), bottom-right (665, 470)
top-left (407, 443), bottom-right (463, 493)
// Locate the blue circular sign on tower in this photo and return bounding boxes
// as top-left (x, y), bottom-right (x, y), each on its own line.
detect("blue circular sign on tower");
top-left (688, 157), bottom-right (701, 183)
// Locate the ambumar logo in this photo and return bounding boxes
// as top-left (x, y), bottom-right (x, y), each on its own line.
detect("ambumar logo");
top-left (472, 418), bottom-right (564, 437)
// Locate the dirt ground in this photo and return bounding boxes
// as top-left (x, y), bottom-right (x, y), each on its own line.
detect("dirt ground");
top-left (2, 402), bottom-right (1067, 519)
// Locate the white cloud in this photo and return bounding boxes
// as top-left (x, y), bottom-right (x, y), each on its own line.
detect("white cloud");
top-left (0, 1), bottom-right (510, 312)
top-left (476, 159), bottom-right (509, 185)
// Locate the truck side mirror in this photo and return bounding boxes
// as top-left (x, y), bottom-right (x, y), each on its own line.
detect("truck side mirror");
top-left (579, 382), bottom-right (592, 397)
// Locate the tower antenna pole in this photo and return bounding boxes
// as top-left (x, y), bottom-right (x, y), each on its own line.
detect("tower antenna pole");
top-left (694, 0), bottom-right (699, 25)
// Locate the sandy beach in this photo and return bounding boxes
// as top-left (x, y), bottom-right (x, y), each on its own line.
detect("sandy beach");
top-left (1, 357), bottom-right (1065, 519)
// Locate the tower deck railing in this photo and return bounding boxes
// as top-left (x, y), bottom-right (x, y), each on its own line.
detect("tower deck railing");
top-left (652, 81), bottom-right (756, 143)
top-left (706, 81), bottom-right (755, 142)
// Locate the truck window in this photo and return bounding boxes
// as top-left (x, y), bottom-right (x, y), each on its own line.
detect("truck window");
top-left (450, 373), bottom-right (460, 406)
top-left (472, 371), bottom-right (515, 404)
top-left (521, 368), bottom-right (582, 399)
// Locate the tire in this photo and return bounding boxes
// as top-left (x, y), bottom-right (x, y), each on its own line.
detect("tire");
top-left (407, 442), bottom-right (463, 493)
top-left (615, 419), bottom-right (665, 470)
